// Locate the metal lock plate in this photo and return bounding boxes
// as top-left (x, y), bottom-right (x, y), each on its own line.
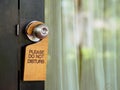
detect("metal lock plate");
top-left (23, 21), bottom-right (48, 81)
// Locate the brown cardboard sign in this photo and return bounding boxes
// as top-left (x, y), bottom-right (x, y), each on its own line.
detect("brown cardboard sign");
top-left (23, 36), bottom-right (48, 81)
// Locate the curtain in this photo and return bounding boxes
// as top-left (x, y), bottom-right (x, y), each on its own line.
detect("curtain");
top-left (76, 0), bottom-right (120, 90)
top-left (45, 0), bottom-right (79, 90)
top-left (45, 0), bottom-right (120, 90)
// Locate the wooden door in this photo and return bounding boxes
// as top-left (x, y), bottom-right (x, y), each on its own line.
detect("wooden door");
top-left (0, 0), bottom-right (45, 90)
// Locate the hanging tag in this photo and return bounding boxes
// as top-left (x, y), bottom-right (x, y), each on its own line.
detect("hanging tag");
top-left (23, 21), bottom-right (48, 81)
top-left (23, 37), bottom-right (48, 81)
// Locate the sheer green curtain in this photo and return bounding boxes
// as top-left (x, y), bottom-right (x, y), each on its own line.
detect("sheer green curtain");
top-left (45, 0), bottom-right (120, 90)
top-left (45, 0), bottom-right (79, 90)
top-left (77, 0), bottom-right (120, 90)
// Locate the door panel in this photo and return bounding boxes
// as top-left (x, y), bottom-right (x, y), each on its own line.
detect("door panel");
top-left (0, 0), bottom-right (45, 90)
top-left (19, 0), bottom-right (44, 90)
top-left (0, 0), bottom-right (18, 90)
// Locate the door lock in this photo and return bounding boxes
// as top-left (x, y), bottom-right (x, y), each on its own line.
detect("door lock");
top-left (26, 21), bottom-right (49, 42)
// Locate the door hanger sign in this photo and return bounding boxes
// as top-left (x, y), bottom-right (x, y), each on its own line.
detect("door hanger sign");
top-left (23, 21), bottom-right (49, 81)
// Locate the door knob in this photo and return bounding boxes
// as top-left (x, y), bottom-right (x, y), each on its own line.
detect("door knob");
top-left (26, 21), bottom-right (49, 42)
top-left (33, 24), bottom-right (49, 39)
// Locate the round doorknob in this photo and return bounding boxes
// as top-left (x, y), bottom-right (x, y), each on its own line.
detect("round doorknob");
top-left (26, 21), bottom-right (49, 42)
top-left (33, 24), bottom-right (49, 39)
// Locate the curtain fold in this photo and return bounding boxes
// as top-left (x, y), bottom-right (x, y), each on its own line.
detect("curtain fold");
top-left (77, 0), bottom-right (119, 90)
top-left (45, 0), bottom-right (79, 90)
